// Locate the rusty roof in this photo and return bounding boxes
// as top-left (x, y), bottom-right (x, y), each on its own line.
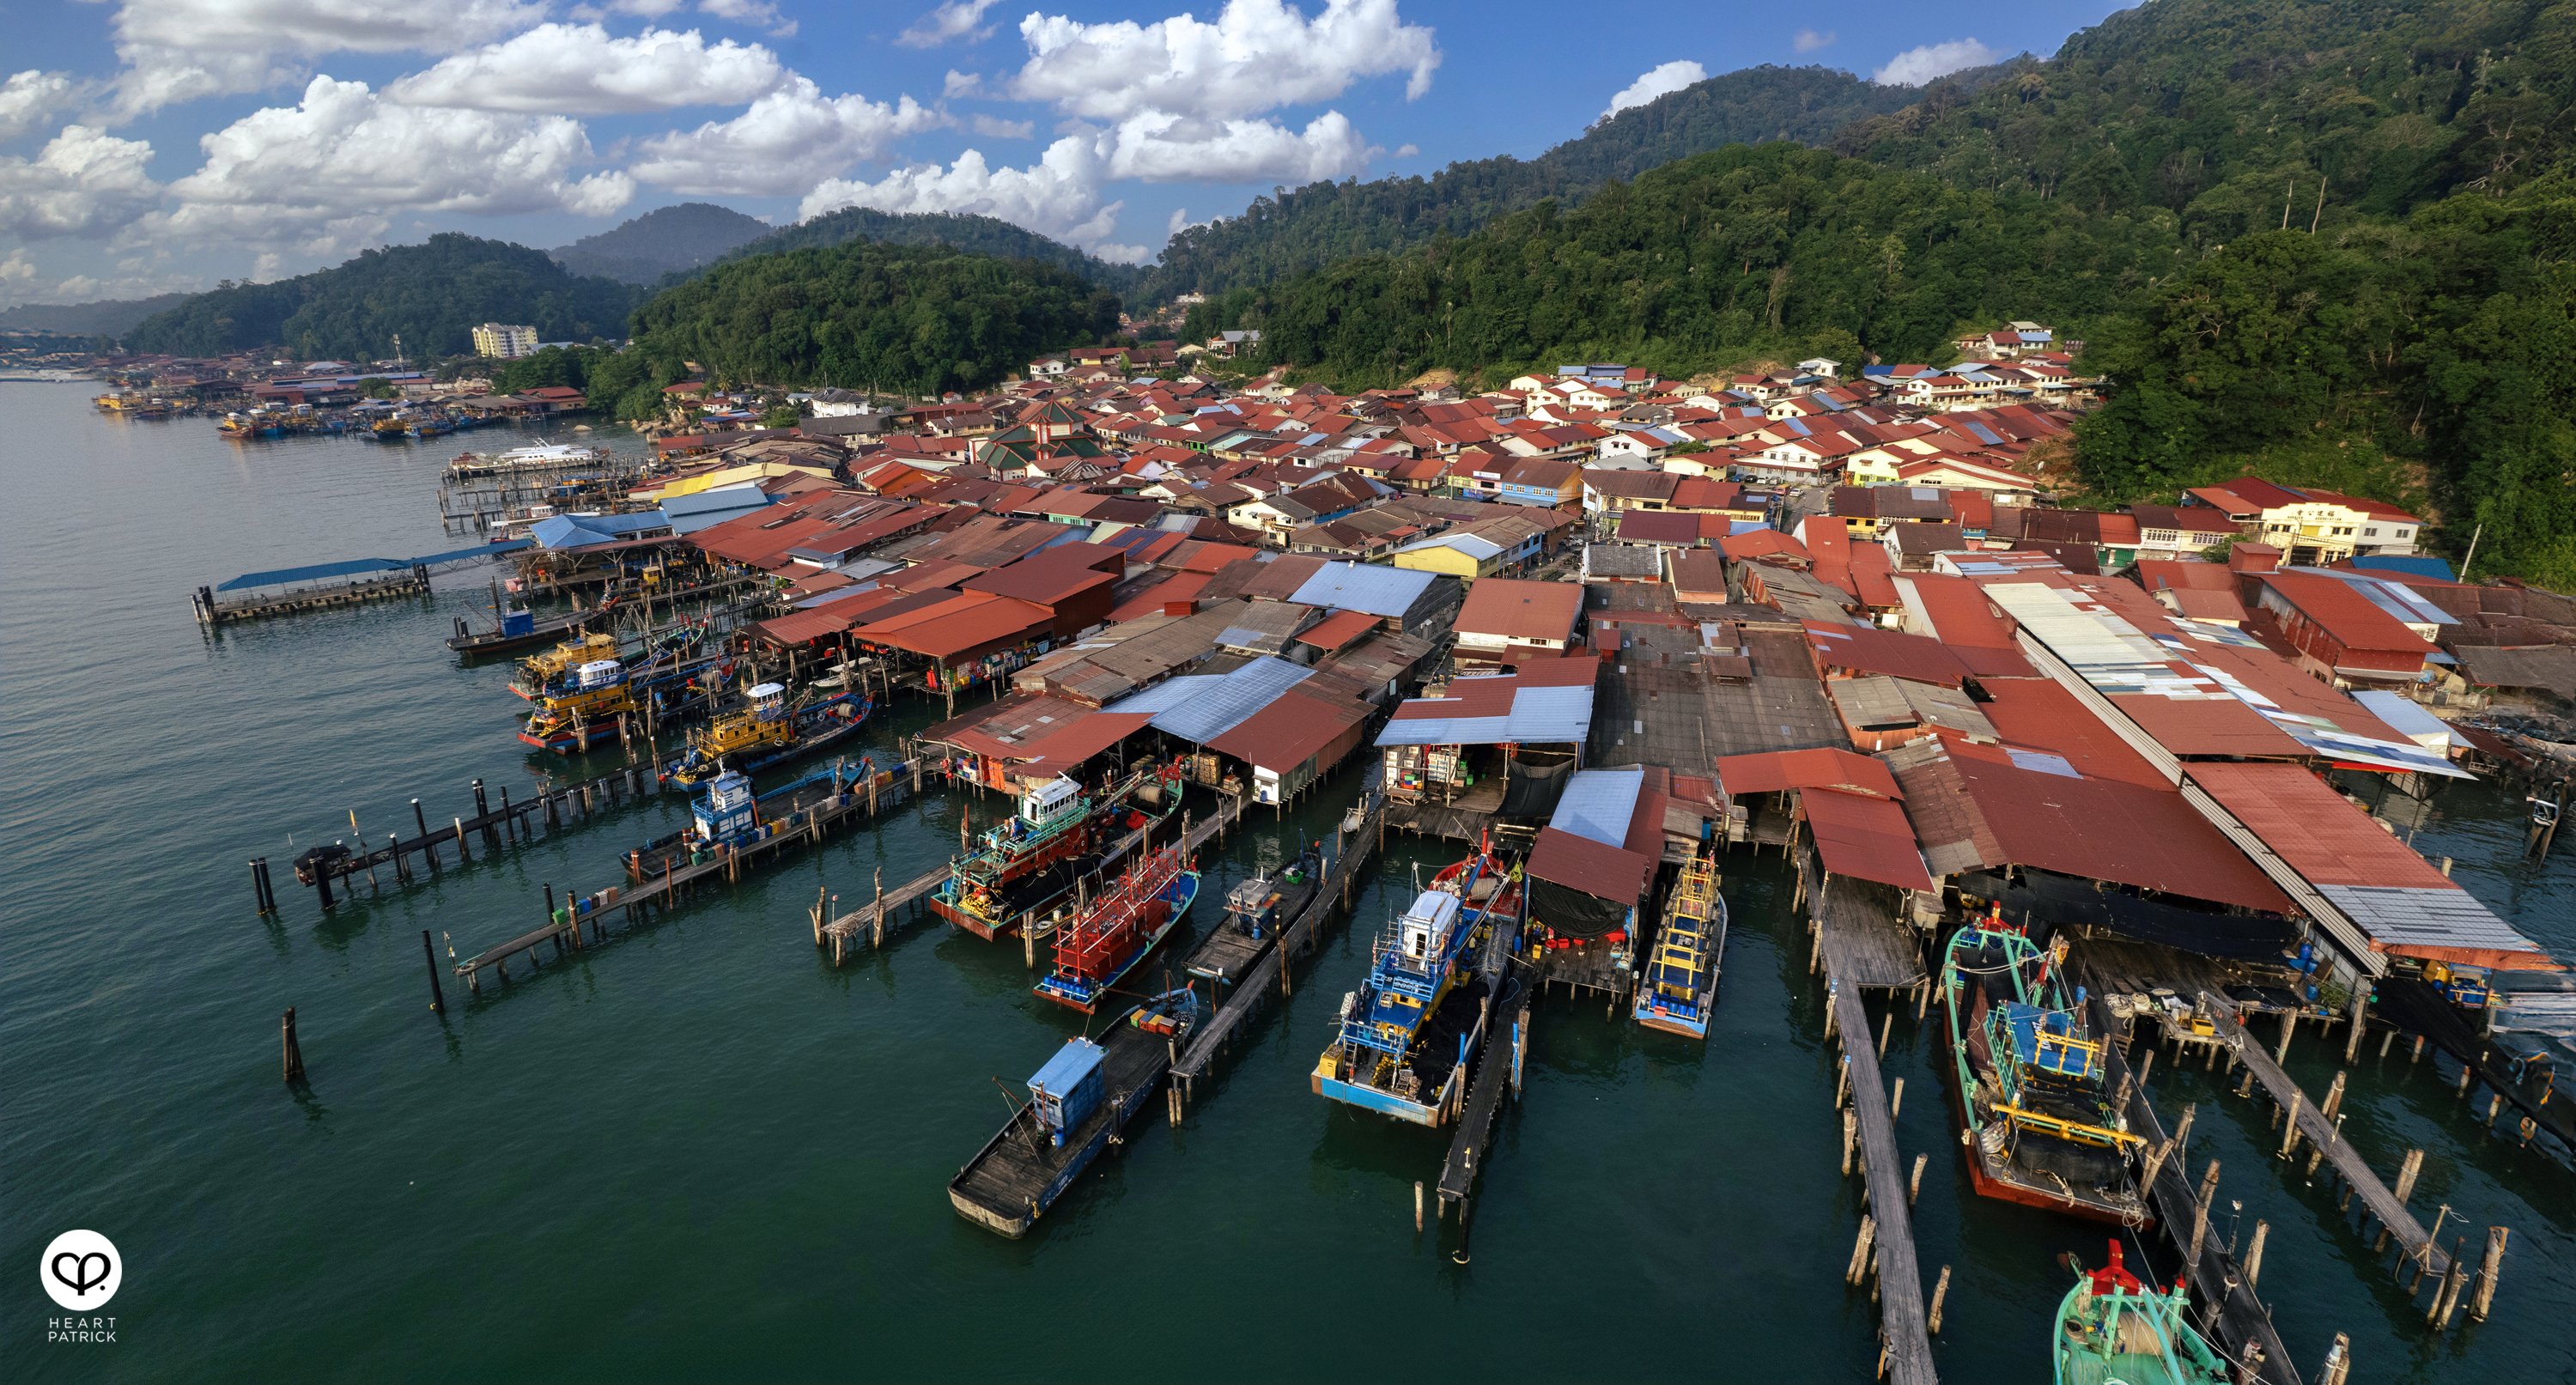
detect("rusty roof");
top-left (1456, 577), bottom-right (1584, 642)
top-left (1526, 826), bottom-right (1654, 902)
top-left (1713, 748), bottom-right (1901, 799)
top-left (1800, 788), bottom-right (1935, 892)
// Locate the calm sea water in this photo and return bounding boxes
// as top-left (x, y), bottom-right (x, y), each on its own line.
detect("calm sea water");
top-left (2, 381), bottom-right (2567, 1382)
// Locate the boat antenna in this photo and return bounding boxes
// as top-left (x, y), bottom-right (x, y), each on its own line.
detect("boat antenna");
top-left (988, 1077), bottom-right (1046, 1157)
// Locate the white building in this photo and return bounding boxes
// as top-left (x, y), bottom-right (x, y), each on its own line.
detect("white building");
top-left (471, 323), bottom-right (541, 360)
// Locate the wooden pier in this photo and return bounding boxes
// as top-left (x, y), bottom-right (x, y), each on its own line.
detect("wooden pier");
top-left (2372, 975), bottom-right (2573, 1153)
top-left (1435, 956), bottom-right (1530, 1220)
top-left (447, 756), bottom-right (924, 989)
top-left (2093, 999), bottom-right (2303, 1385)
top-left (2192, 993), bottom-right (2455, 1285)
top-left (1168, 801), bottom-right (1384, 1095)
top-left (287, 762), bottom-right (667, 908)
top-left (194, 568), bottom-right (428, 624)
top-left (1795, 847), bottom-right (1934, 1385)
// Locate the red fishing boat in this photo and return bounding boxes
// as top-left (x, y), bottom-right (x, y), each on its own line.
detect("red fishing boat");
top-left (1033, 837), bottom-right (1202, 1014)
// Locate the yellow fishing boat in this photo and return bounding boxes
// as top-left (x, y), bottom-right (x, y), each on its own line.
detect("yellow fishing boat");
top-left (512, 631), bottom-right (621, 700)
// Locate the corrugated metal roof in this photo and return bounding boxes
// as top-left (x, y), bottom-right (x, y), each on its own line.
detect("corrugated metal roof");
top-left (2290, 566), bottom-right (2457, 626)
top-left (2317, 885), bottom-right (2555, 968)
top-left (1373, 676), bottom-right (1596, 746)
top-left (1801, 789), bottom-right (1935, 891)
top-left (1103, 655), bottom-right (1315, 744)
top-left (1289, 561), bottom-right (1442, 617)
top-left (1550, 767), bottom-right (1645, 847)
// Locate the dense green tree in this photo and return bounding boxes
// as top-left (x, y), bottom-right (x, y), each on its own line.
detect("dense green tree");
top-left (692, 207), bottom-right (1145, 293)
top-left (620, 240), bottom-right (1118, 409)
top-left (125, 234), bottom-right (644, 360)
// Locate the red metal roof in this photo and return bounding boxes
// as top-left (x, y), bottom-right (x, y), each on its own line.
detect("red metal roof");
top-left (1012, 711), bottom-right (1157, 776)
top-left (1802, 622), bottom-right (1971, 686)
top-left (2185, 762), bottom-right (2458, 890)
top-left (1456, 578), bottom-right (1584, 643)
top-left (1527, 826), bottom-right (1654, 902)
top-left (1895, 573), bottom-right (2015, 647)
top-left (1206, 685), bottom-right (1369, 771)
top-left (1801, 789), bottom-right (1935, 892)
top-left (1714, 748), bottom-right (1902, 799)
top-left (1977, 680), bottom-right (2168, 788)
top-left (852, 592), bottom-right (1054, 659)
top-left (1294, 608), bottom-right (1381, 651)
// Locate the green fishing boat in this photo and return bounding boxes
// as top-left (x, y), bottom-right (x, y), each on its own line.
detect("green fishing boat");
top-left (2054, 1239), bottom-right (2230, 1384)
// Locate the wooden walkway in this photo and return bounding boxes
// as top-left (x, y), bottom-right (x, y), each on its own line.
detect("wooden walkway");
top-left (1819, 925), bottom-right (1936, 1385)
top-left (1805, 856), bottom-right (1927, 990)
top-left (1169, 802), bottom-right (1383, 1090)
top-left (196, 568), bottom-right (428, 624)
top-left (281, 761), bottom-right (670, 910)
top-left (2093, 999), bottom-right (2302, 1385)
top-left (448, 757), bottom-right (927, 987)
top-left (1436, 956), bottom-right (1529, 1211)
top-left (2196, 993), bottom-right (2453, 1285)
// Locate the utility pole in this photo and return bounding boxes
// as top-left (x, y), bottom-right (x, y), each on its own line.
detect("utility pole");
top-left (2458, 524), bottom-right (2483, 582)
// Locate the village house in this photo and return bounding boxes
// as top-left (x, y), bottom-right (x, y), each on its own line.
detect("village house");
top-left (2181, 477), bottom-right (2421, 564)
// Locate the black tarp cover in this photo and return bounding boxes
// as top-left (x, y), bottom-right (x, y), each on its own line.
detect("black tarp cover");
top-left (1498, 755), bottom-right (1575, 817)
top-left (1529, 876), bottom-right (1632, 939)
top-left (1957, 869), bottom-right (2299, 961)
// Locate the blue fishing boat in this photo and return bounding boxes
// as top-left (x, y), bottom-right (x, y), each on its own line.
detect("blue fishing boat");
top-left (1032, 839), bottom-right (1200, 1014)
top-left (657, 683), bottom-right (872, 787)
top-left (1312, 842), bottom-right (1521, 1126)
top-left (1634, 847), bottom-right (1725, 1039)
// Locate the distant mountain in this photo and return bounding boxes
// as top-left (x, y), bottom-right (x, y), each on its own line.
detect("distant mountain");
top-left (550, 202), bottom-right (773, 284)
top-left (125, 234), bottom-right (647, 359)
top-left (701, 206), bottom-right (1147, 293)
top-left (0, 294), bottom-right (198, 338)
top-left (1137, 62), bottom-right (2004, 304)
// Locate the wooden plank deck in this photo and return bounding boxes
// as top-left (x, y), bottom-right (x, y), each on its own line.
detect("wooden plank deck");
top-left (1170, 803), bottom-right (1382, 1086)
top-left (1436, 958), bottom-right (1529, 1207)
top-left (949, 1019), bottom-right (1173, 1236)
top-left (2196, 993), bottom-right (2453, 1284)
top-left (1807, 856), bottom-right (1926, 991)
top-left (1820, 926), bottom-right (1935, 1385)
top-left (2093, 999), bottom-right (2303, 1385)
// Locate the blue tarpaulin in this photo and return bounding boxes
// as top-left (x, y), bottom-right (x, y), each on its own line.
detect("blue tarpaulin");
top-left (530, 511), bottom-right (671, 549)
top-left (216, 540), bottom-right (532, 591)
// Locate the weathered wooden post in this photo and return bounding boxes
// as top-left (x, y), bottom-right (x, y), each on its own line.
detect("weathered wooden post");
top-left (2318, 1333), bottom-right (2350, 1385)
top-left (1908, 1152), bottom-right (1927, 1206)
top-left (1890, 1076), bottom-right (1905, 1120)
top-left (1928, 1266), bottom-right (1951, 1334)
top-left (422, 931), bottom-right (446, 1015)
top-left (2430, 1235), bottom-right (2470, 1327)
top-left (453, 816), bottom-right (471, 866)
top-left (1841, 1109), bottom-right (1856, 1176)
top-left (2344, 993), bottom-right (2366, 1063)
top-left (1876, 1010), bottom-right (1893, 1058)
top-left (2187, 1160), bottom-right (2221, 1269)
top-left (2321, 1069), bottom-right (2348, 1121)
top-left (2469, 1227), bottom-right (2508, 1322)
top-left (1844, 1215), bottom-right (1875, 1286)
top-left (2275, 1011), bottom-right (2296, 1065)
top-left (872, 867), bottom-right (885, 949)
top-left (1413, 1181), bottom-right (1424, 1233)
top-left (2244, 1220), bottom-right (2270, 1291)
top-left (251, 859), bottom-right (272, 914)
top-left (2277, 1090), bottom-right (2304, 1158)
top-left (282, 1007), bottom-right (306, 1083)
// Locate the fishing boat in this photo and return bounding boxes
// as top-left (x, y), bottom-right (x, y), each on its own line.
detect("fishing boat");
top-left (948, 987), bottom-right (1206, 1237)
top-left (1032, 839), bottom-right (1200, 1014)
top-left (509, 631), bottom-right (622, 699)
top-left (1186, 842), bottom-right (1324, 984)
top-left (1311, 842), bottom-right (1522, 1126)
top-left (1634, 847), bottom-right (1726, 1040)
top-left (2051, 1240), bottom-right (2229, 1384)
top-left (1940, 912), bottom-right (2150, 1224)
top-left (929, 758), bottom-right (1188, 939)
top-left (517, 659), bottom-right (637, 753)
top-left (657, 683), bottom-right (873, 787)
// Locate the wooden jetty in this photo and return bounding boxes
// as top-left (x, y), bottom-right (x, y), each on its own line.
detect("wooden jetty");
top-left (1435, 954), bottom-right (1531, 1224)
top-left (2093, 999), bottom-right (2303, 1385)
top-left (280, 762), bottom-right (668, 911)
top-left (2191, 993), bottom-right (2454, 1286)
top-left (446, 756), bottom-right (925, 990)
top-left (1797, 848), bottom-right (1934, 1385)
top-left (193, 568), bottom-right (428, 625)
top-left (1167, 802), bottom-right (1385, 1102)
top-left (2372, 975), bottom-right (2573, 1153)
top-left (948, 1018), bottom-right (1176, 1237)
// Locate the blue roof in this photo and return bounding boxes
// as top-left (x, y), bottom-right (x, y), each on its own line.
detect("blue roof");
top-left (2350, 555), bottom-right (2458, 581)
top-left (216, 539), bottom-right (532, 591)
top-left (531, 511), bottom-right (670, 549)
top-left (1550, 767), bottom-right (1645, 847)
top-left (1289, 561), bottom-right (1442, 617)
top-left (662, 483), bottom-right (772, 536)
top-left (1028, 1037), bottom-right (1103, 1095)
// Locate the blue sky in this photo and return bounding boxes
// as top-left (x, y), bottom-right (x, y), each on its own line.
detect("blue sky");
top-left (0, 0), bottom-right (2128, 306)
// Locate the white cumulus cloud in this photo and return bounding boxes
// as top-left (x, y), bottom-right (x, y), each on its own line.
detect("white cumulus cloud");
top-left (103, 0), bottom-right (549, 116)
top-left (1601, 59), bottom-right (1704, 121)
top-left (630, 76), bottom-right (940, 196)
top-left (0, 125), bottom-right (165, 240)
top-left (387, 26), bottom-right (786, 115)
top-left (969, 113), bottom-right (1035, 139)
top-left (1793, 29), bottom-right (1836, 54)
top-left (389, 25), bottom-right (783, 113)
top-left (1874, 39), bottom-right (2001, 87)
top-left (943, 70), bottom-right (983, 98)
top-left (1011, 0), bottom-right (1440, 122)
top-left (900, 0), bottom-right (1002, 49)
top-left (2, 71), bottom-right (92, 143)
top-left (1099, 109), bottom-right (1373, 183)
top-left (801, 137), bottom-right (1141, 260)
top-left (154, 75), bottom-right (630, 252)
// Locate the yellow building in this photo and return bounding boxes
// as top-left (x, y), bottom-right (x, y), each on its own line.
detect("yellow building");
top-left (1391, 532), bottom-right (1505, 580)
top-left (472, 323), bottom-right (541, 359)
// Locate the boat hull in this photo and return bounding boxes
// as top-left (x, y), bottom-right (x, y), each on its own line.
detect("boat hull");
top-left (1633, 996), bottom-right (1710, 1040)
top-left (1311, 1072), bottom-right (1445, 1126)
top-left (519, 712), bottom-right (623, 755)
top-left (1033, 873), bottom-right (1197, 1014)
top-left (1937, 985), bottom-right (2154, 1229)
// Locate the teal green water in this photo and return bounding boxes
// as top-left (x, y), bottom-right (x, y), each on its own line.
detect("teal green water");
top-left (3, 382), bottom-right (2567, 1382)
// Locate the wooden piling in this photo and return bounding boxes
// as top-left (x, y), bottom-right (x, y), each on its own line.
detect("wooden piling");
top-left (1890, 1077), bottom-right (1905, 1121)
top-left (251, 859), bottom-right (270, 914)
top-left (1844, 1214), bottom-right (1876, 1286)
top-left (2187, 1160), bottom-right (2221, 1268)
top-left (422, 931), bottom-right (446, 1015)
top-left (2410, 1033), bottom-right (2425, 1063)
top-left (1841, 1109), bottom-right (1856, 1176)
top-left (1927, 1266), bottom-right (1949, 1334)
top-left (2469, 1227), bottom-right (2507, 1321)
top-left (2430, 1235), bottom-right (2470, 1327)
top-left (2484, 1092), bottom-right (2504, 1127)
top-left (453, 817), bottom-right (471, 866)
top-left (1908, 1152), bottom-right (1926, 1206)
top-left (1414, 1181), bottom-right (1424, 1233)
top-left (2318, 1333), bottom-right (2349, 1385)
top-left (2244, 1220), bottom-right (2269, 1291)
top-left (2344, 994), bottom-right (2366, 1063)
top-left (1877, 1010), bottom-right (1893, 1058)
top-left (2275, 1011), bottom-right (2295, 1065)
top-left (2142, 1105), bottom-right (2191, 1194)
top-left (2321, 1070), bottom-right (2347, 1121)
top-left (281, 1006), bottom-right (306, 1083)
top-left (2457, 1063), bottom-right (2475, 1096)
top-left (2276, 1090), bottom-right (2303, 1158)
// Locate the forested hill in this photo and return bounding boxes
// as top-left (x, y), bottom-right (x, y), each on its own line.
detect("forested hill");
top-left (551, 203), bottom-right (771, 283)
top-left (699, 207), bottom-right (1146, 293)
top-left (1832, 0), bottom-right (2576, 235)
top-left (124, 235), bottom-right (645, 359)
top-left (625, 240), bottom-right (1120, 401)
top-left (0, 293), bottom-right (197, 338)
top-left (1139, 63), bottom-right (1980, 304)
